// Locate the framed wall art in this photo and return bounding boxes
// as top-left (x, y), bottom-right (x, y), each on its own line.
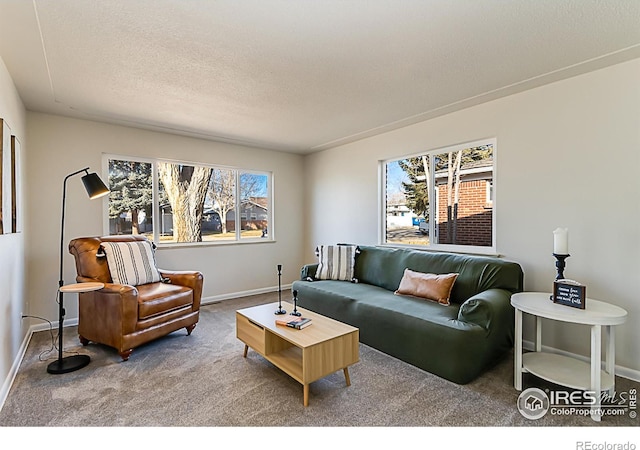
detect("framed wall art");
top-left (0, 118), bottom-right (15, 234)
top-left (11, 135), bottom-right (20, 233)
top-left (0, 118), bottom-right (10, 234)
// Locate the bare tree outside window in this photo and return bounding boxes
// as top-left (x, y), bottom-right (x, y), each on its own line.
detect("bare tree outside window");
top-left (157, 162), bottom-right (212, 243)
top-left (239, 172), bottom-right (269, 239)
top-left (208, 168), bottom-right (236, 235)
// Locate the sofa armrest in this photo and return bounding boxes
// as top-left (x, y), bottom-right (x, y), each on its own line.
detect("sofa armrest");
top-left (300, 263), bottom-right (319, 280)
top-left (457, 288), bottom-right (514, 331)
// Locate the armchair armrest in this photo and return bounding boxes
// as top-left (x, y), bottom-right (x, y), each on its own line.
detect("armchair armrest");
top-left (159, 269), bottom-right (202, 289)
top-left (78, 282), bottom-right (139, 336)
top-left (457, 288), bottom-right (514, 331)
top-left (159, 270), bottom-right (204, 310)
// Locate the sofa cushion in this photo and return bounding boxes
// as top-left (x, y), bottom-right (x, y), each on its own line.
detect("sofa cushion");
top-left (295, 279), bottom-right (461, 326)
top-left (100, 240), bottom-right (162, 286)
top-left (315, 244), bottom-right (358, 282)
top-left (395, 269), bottom-right (458, 305)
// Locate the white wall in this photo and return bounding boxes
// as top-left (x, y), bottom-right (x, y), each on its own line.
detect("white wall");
top-left (0, 57), bottom-right (27, 401)
top-left (25, 113), bottom-right (305, 323)
top-left (304, 58), bottom-right (640, 376)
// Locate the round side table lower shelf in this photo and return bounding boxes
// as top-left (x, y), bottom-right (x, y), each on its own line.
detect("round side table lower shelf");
top-left (523, 352), bottom-right (615, 391)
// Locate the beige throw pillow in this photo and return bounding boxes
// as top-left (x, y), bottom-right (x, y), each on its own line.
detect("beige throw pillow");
top-left (394, 269), bottom-right (458, 305)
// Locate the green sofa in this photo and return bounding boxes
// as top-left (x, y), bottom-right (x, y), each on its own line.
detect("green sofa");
top-left (291, 245), bottom-right (524, 384)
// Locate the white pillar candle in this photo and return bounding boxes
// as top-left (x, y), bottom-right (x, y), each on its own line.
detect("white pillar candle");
top-left (553, 228), bottom-right (569, 254)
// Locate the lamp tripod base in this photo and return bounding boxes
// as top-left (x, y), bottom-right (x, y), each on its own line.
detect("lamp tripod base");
top-left (47, 354), bottom-right (91, 374)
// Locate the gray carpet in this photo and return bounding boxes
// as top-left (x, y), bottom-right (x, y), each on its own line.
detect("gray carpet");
top-left (1, 291), bottom-right (638, 427)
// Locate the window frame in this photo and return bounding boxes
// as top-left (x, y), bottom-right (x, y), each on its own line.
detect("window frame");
top-left (379, 138), bottom-right (497, 255)
top-left (102, 154), bottom-right (274, 247)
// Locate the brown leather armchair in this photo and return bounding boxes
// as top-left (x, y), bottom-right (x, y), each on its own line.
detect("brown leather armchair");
top-left (68, 235), bottom-right (203, 361)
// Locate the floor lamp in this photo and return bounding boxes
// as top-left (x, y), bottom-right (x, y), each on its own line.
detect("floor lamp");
top-left (47, 168), bottom-right (110, 375)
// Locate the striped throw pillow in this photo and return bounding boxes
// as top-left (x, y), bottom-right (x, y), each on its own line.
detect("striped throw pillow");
top-left (100, 241), bottom-right (162, 286)
top-left (315, 245), bottom-right (359, 282)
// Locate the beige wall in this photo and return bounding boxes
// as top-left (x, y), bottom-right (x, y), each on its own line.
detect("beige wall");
top-left (25, 113), bottom-right (306, 323)
top-left (0, 56), bottom-right (27, 401)
top-left (304, 58), bottom-right (640, 376)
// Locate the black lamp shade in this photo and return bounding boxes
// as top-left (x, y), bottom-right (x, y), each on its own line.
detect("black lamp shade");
top-left (81, 172), bottom-right (110, 199)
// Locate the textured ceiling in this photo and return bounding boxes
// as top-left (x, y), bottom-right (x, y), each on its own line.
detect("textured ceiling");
top-left (1, 0), bottom-right (639, 153)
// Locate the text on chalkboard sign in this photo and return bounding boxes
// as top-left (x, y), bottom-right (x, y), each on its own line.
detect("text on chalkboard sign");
top-left (553, 279), bottom-right (586, 309)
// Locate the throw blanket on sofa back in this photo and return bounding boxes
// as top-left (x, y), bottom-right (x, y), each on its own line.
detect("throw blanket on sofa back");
top-left (292, 245), bottom-right (524, 384)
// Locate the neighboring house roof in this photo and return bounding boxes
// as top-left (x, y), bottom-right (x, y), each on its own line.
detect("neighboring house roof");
top-left (435, 159), bottom-right (493, 181)
top-left (239, 198), bottom-right (268, 211)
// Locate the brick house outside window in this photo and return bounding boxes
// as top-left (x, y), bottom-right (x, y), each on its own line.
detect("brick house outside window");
top-left (435, 160), bottom-right (493, 247)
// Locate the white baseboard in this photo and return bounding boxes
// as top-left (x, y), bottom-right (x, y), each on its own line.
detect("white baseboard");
top-left (522, 339), bottom-right (640, 383)
top-left (0, 325), bottom-right (34, 412)
top-left (200, 283), bottom-right (292, 305)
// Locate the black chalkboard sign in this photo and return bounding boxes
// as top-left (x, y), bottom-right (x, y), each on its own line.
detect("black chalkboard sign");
top-left (553, 280), bottom-right (586, 309)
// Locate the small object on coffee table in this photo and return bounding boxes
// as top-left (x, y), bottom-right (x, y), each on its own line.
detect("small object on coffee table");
top-left (276, 315), bottom-right (312, 329)
top-left (290, 289), bottom-right (301, 316)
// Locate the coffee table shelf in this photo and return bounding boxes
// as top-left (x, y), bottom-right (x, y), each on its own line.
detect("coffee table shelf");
top-left (269, 346), bottom-right (304, 382)
top-left (236, 301), bottom-right (359, 406)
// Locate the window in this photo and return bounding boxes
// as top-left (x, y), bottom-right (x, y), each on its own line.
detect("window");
top-left (108, 160), bottom-right (154, 236)
top-left (381, 139), bottom-right (495, 253)
top-left (105, 156), bottom-right (272, 245)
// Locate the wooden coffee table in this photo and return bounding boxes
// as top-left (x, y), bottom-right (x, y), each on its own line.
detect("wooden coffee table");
top-left (236, 301), bottom-right (359, 406)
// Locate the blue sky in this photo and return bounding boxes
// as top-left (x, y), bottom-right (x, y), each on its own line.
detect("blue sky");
top-left (386, 160), bottom-right (408, 196)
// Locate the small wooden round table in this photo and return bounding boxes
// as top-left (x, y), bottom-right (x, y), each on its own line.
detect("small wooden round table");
top-left (47, 282), bottom-right (105, 374)
top-left (59, 282), bottom-right (104, 293)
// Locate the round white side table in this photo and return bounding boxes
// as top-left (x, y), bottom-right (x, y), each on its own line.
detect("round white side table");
top-left (511, 292), bottom-right (627, 422)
